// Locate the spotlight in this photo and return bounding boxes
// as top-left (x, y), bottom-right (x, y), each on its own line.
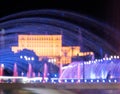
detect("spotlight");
top-left (102, 80), bottom-right (105, 83)
top-left (117, 56), bottom-right (119, 59)
top-left (51, 80), bottom-right (54, 83)
top-left (59, 80), bottom-right (61, 83)
top-left (64, 79), bottom-right (67, 83)
top-left (110, 56), bottom-right (113, 58)
top-left (97, 80), bottom-right (99, 83)
top-left (103, 58), bottom-right (105, 60)
top-left (114, 56), bottom-right (117, 59)
top-left (39, 80), bottom-right (42, 82)
top-left (90, 80), bottom-right (93, 82)
top-left (108, 80), bottom-right (111, 83)
top-left (45, 79), bottom-right (48, 82)
top-left (114, 80), bottom-right (117, 83)
top-left (20, 55), bottom-right (23, 59)
top-left (77, 80), bottom-right (80, 83)
top-left (84, 79), bottom-right (87, 82)
top-left (71, 79), bottom-right (74, 83)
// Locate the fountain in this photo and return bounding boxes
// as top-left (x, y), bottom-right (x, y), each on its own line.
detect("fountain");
top-left (38, 72), bottom-right (40, 77)
top-left (0, 10), bottom-right (119, 83)
top-left (27, 63), bottom-right (32, 78)
top-left (13, 63), bottom-right (18, 82)
top-left (59, 62), bottom-right (63, 78)
top-left (43, 63), bottom-right (48, 82)
top-left (60, 56), bottom-right (120, 80)
top-left (0, 64), bottom-right (4, 76)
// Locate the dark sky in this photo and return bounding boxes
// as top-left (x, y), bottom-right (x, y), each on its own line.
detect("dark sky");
top-left (0, 0), bottom-right (119, 30)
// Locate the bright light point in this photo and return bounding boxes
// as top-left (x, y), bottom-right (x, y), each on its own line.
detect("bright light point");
top-left (64, 79), bottom-right (67, 83)
top-left (117, 56), bottom-right (119, 59)
top-left (106, 58), bottom-right (108, 60)
top-left (84, 62), bottom-right (86, 64)
top-left (78, 80), bottom-right (80, 83)
top-left (100, 59), bottom-right (103, 62)
top-left (114, 56), bottom-right (116, 59)
top-left (20, 56), bottom-right (23, 59)
top-left (71, 79), bottom-right (74, 83)
top-left (48, 59), bottom-right (51, 62)
top-left (109, 58), bottom-right (111, 60)
top-left (102, 80), bottom-right (105, 83)
top-left (51, 80), bottom-right (54, 83)
top-left (97, 80), bottom-right (100, 82)
top-left (54, 59), bottom-right (56, 62)
top-left (24, 56), bottom-right (27, 58)
top-left (95, 59), bottom-right (97, 62)
top-left (108, 80), bottom-right (111, 83)
top-left (84, 80), bottom-right (87, 82)
top-left (114, 80), bottom-right (117, 83)
top-left (110, 56), bottom-right (113, 58)
top-left (58, 80), bottom-right (61, 83)
top-left (1, 64), bottom-right (4, 68)
top-left (45, 79), bottom-right (48, 82)
top-left (91, 80), bottom-right (93, 82)
top-left (31, 57), bottom-right (35, 60)
top-left (54, 74), bottom-right (56, 77)
top-left (28, 57), bottom-right (30, 60)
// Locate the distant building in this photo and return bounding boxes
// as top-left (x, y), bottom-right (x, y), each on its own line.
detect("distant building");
top-left (12, 35), bottom-right (93, 65)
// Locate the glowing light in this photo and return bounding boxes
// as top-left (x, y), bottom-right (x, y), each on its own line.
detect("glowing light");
top-left (71, 79), bottom-right (74, 83)
top-left (97, 80), bottom-right (99, 83)
top-left (20, 56), bottom-right (23, 59)
top-left (103, 58), bottom-right (105, 60)
top-left (114, 56), bottom-right (116, 59)
top-left (110, 56), bottom-right (113, 58)
top-left (77, 80), bottom-right (80, 83)
top-left (106, 58), bottom-right (109, 60)
top-left (1, 64), bottom-right (4, 68)
top-left (84, 79), bottom-right (87, 82)
top-left (54, 74), bottom-right (57, 77)
top-left (45, 79), bottom-right (48, 82)
top-left (28, 57), bottom-right (30, 60)
top-left (108, 58), bottom-right (111, 60)
top-left (58, 80), bottom-right (61, 83)
top-left (102, 80), bottom-right (105, 83)
top-left (108, 80), bottom-right (111, 83)
top-left (91, 80), bottom-right (93, 82)
top-left (64, 79), bottom-right (67, 83)
top-left (31, 57), bottom-right (34, 61)
top-left (114, 80), bottom-right (117, 83)
top-left (51, 80), bottom-right (54, 83)
top-left (117, 56), bottom-right (119, 59)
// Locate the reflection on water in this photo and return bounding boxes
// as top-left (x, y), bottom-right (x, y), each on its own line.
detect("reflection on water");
top-left (1, 88), bottom-right (120, 94)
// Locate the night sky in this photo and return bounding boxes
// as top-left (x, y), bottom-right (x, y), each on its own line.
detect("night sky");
top-left (0, 0), bottom-right (120, 54)
top-left (0, 0), bottom-right (119, 30)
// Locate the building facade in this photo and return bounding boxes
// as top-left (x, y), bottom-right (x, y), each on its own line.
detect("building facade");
top-left (12, 35), bottom-right (93, 65)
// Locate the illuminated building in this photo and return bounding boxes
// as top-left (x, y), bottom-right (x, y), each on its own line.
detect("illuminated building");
top-left (12, 35), bottom-right (93, 65)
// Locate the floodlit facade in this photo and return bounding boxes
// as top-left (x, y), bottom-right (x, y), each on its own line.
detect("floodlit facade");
top-left (12, 35), bottom-right (93, 65)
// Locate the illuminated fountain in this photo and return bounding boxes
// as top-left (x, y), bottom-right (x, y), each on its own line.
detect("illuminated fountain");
top-left (13, 63), bottom-right (18, 82)
top-left (0, 10), bottom-right (119, 83)
top-left (0, 64), bottom-right (4, 76)
top-left (27, 63), bottom-right (32, 78)
top-left (43, 63), bottom-right (48, 82)
top-left (60, 56), bottom-right (120, 80)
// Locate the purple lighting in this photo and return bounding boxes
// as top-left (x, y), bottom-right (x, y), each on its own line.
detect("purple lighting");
top-left (60, 57), bottom-right (120, 80)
